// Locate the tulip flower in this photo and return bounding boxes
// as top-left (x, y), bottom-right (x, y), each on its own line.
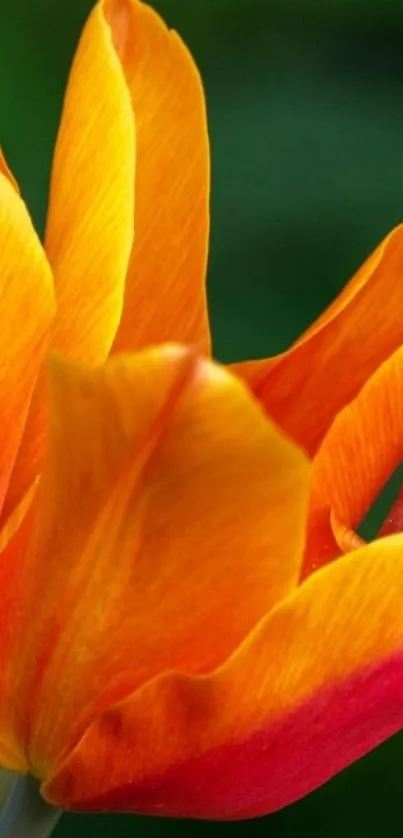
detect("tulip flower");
top-left (1, 0), bottom-right (403, 835)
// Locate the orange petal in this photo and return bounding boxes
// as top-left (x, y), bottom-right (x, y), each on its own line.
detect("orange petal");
top-left (233, 225), bottom-right (403, 456)
top-left (45, 536), bottom-right (403, 817)
top-left (45, 0), bottom-right (135, 363)
top-left (0, 174), bottom-right (54, 517)
top-left (0, 347), bottom-right (309, 777)
top-left (109, 0), bottom-right (211, 355)
top-left (304, 345), bottom-right (403, 576)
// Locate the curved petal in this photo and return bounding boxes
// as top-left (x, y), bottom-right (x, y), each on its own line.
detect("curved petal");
top-left (0, 147), bottom-right (19, 193)
top-left (45, 0), bottom-right (135, 362)
top-left (109, 0), bottom-right (211, 355)
top-left (2, 0), bottom-right (136, 530)
top-left (44, 536), bottom-right (403, 817)
top-left (304, 345), bottom-right (403, 576)
top-left (0, 347), bottom-right (308, 776)
top-left (0, 174), bottom-right (54, 517)
top-left (233, 225), bottom-right (403, 456)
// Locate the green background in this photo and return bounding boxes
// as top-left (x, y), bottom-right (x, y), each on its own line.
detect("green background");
top-left (1, 0), bottom-right (403, 835)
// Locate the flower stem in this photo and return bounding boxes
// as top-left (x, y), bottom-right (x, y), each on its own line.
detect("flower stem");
top-left (0, 774), bottom-right (62, 838)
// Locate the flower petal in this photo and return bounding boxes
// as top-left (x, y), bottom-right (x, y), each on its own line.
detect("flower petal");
top-left (1, 0), bottom-right (136, 530)
top-left (0, 147), bottom-right (19, 193)
top-left (4, 0), bottom-right (210, 530)
top-left (44, 536), bottom-right (403, 817)
top-left (304, 345), bottom-right (403, 576)
top-left (0, 347), bottom-right (308, 776)
top-left (45, 0), bottom-right (135, 363)
top-left (233, 225), bottom-right (403, 456)
top-left (0, 174), bottom-right (54, 517)
top-left (108, 0), bottom-right (211, 355)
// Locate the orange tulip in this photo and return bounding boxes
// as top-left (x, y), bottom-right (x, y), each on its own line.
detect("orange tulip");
top-left (0, 0), bottom-right (403, 827)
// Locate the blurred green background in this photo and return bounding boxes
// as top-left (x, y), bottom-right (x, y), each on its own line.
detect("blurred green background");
top-left (1, 0), bottom-right (403, 835)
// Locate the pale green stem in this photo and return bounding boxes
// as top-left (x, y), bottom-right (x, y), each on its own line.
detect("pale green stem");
top-left (0, 774), bottom-right (62, 838)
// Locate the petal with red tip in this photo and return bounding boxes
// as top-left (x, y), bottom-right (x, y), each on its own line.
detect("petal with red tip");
top-left (0, 347), bottom-right (308, 776)
top-left (234, 225), bottom-right (403, 456)
top-left (45, 537), bottom-right (403, 817)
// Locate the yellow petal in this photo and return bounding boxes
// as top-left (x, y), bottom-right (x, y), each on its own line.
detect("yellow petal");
top-left (2, 0), bottom-right (136, 529)
top-left (45, 1), bottom-right (135, 363)
top-left (0, 146), bottom-right (19, 193)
